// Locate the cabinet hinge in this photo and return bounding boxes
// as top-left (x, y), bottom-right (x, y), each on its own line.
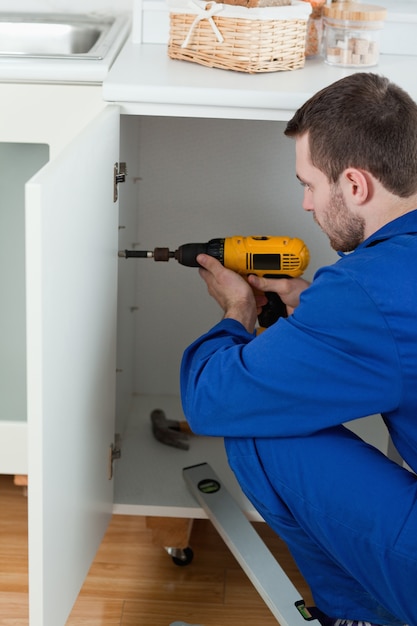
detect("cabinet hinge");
top-left (108, 433), bottom-right (122, 480)
top-left (113, 162), bottom-right (127, 202)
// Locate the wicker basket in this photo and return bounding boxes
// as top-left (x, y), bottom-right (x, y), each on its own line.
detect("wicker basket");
top-left (167, 0), bottom-right (311, 73)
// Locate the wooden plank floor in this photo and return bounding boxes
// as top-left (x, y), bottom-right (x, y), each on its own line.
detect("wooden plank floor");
top-left (0, 474), bottom-right (313, 626)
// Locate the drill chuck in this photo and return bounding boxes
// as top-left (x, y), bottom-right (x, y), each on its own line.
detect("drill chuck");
top-left (174, 239), bottom-right (224, 267)
top-left (153, 248), bottom-right (175, 262)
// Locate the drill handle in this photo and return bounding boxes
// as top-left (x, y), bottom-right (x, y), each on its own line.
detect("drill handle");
top-left (257, 291), bottom-right (288, 329)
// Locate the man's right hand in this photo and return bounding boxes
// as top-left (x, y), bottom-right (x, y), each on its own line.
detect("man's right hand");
top-left (197, 253), bottom-right (259, 333)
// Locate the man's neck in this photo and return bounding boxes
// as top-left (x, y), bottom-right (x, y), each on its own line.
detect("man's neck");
top-left (363, 192), bottom-right (417, 241)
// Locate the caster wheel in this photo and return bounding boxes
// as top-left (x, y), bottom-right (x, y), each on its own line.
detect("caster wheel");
top-left (171, 546), bottom-right (194, 566)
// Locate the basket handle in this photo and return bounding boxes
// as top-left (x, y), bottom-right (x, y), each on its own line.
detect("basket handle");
top-left (182, 0), bottom-right (224, 48)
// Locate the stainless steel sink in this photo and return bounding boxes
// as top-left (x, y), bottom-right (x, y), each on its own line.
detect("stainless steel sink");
top-left (0, 13), bottom-right (128, 60)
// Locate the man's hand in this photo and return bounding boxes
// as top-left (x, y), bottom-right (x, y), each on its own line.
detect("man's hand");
top-left (197, 254), bottom-right (258, 333)
top-left (248, 275), bottom-right (311, 315)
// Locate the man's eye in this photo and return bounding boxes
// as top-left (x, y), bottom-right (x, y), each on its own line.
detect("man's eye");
top-left (299, 181), bottom-right (312, 191)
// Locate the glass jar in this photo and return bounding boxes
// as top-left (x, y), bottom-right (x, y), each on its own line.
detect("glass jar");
top-left (323, 3), bottom-right (387, 67)
top-left (303, 0), bottom-right (326, 57)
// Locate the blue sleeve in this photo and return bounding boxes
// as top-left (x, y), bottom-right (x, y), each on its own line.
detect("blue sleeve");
top-left (180, 264), bottom-right (402, 437)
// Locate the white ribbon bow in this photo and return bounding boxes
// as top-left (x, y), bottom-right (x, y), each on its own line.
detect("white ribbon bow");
top-left (181, 0), bottom-right (224, 48)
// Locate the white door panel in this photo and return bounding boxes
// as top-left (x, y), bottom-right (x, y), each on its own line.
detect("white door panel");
top-left (25, 106), bottom-right (120, 626)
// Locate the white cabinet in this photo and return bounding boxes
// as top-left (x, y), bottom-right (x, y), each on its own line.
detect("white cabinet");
top-left (22, 101), bottom-right (304, 626)
top-left (10, 96), bottom-right (331, 626)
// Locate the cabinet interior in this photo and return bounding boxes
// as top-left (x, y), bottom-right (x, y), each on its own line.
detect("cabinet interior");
top-left (112, 115), bottom-right (339, 515)
top-left (116, 114), bottom-right (337, 404)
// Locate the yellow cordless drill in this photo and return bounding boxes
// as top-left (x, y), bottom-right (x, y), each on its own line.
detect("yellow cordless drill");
top-left (119, 235), bottom-right (309, 328)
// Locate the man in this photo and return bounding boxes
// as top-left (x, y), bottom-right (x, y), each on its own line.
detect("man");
top-left (180, 73), bottom-right (417, 626)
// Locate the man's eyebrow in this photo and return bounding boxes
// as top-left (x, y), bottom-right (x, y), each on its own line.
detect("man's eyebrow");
top-left (295, 174), bottom-right (313, 192)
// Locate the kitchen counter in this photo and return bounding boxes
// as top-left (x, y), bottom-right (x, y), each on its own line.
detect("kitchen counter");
top-left (103, 39), bottom-right (417, 119)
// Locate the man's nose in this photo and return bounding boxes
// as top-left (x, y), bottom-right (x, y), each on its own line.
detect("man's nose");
top-left (302, 189), bottom-right (314, 212)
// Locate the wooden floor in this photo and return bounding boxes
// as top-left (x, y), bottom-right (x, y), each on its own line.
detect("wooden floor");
top-left (0, 474), bottom-right (313, 626)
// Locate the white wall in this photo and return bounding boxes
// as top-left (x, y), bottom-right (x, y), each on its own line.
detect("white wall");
top-left (0, 0), bottom-right (132, 14)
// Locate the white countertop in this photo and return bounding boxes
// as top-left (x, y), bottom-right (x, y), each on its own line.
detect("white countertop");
top-left (103, 39), bottom-right (417, 120)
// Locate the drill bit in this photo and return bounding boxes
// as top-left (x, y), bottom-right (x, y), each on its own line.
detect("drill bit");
top-left (118, 248), bottom-right (175, 261)
top-left (118, 250), bottom-right (153, 258)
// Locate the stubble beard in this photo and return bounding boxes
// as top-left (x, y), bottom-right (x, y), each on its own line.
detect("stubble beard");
top-left (314, 184), bottom-right (366, 252)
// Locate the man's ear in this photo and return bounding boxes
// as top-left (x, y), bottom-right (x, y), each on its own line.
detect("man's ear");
top-left (341, 168), bottom-right (371, 205)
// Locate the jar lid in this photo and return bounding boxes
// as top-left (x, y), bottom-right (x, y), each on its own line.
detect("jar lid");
top-left (323, 3), bottom-right (387, 21)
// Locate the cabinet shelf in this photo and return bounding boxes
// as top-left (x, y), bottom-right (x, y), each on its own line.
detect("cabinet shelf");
top-left (113, 393), bottom-right (262, 520)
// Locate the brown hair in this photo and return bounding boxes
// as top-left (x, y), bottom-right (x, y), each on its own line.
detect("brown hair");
top-left (284, 73), bottom-right (417, 198)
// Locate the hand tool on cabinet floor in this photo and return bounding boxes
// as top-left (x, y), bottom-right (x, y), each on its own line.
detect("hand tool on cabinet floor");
top-left (183, 462), bottom-right (319, 626)
top-left (151, 409), bottom-right (193, 450)
top-left (119, 235), bottom-right (309, 329)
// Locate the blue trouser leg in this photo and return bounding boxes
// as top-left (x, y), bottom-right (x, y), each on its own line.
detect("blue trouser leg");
top-left (225, 426), bottom-right (417, 626)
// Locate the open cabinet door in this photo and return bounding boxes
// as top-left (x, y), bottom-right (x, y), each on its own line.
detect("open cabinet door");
top-left (25, 106), bottom-right (120, 626)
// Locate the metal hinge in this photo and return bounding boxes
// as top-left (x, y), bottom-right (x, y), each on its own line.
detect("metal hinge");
top-left (113, 162), bottom-right (127, 202)
top-left (108, 433), bottom-right (122, 480)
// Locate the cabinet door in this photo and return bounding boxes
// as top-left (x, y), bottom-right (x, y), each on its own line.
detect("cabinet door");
top-left (25, 106), bottom-right (120, 626)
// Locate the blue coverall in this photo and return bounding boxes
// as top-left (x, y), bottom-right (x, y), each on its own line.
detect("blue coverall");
top-left (180, 210), bottom-right (417, 626)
